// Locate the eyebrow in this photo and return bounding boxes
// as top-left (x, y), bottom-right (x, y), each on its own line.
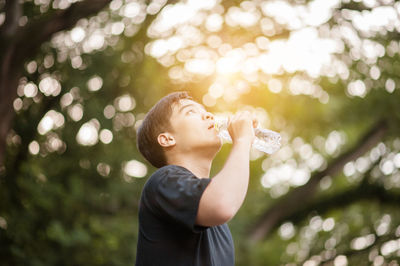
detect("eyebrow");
top-left (178, 103), bottom-right (206, 114)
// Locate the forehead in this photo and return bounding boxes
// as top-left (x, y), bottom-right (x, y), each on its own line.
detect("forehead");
top-left (171, 99), bottom-right (204, 114)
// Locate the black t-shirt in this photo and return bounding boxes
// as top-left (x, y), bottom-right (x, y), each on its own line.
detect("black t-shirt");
top-left (135, 165), bottom-right (235, 266)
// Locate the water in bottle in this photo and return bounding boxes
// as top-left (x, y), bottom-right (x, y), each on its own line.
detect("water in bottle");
top-left (214, 116), bottom-right (281, 154)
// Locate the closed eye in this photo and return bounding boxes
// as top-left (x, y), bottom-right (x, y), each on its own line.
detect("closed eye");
top-left (186, 109), bottom-right (196, 115)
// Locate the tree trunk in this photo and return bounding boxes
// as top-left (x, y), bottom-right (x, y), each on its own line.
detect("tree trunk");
top-left (0, 48), bottom-right (21, 167)
top-left (0, 0), bottom-right (22, 167)
top-left (0, 0), bottom-right (112, 167)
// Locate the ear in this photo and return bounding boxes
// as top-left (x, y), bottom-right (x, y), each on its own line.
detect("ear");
top-left (157, 132), bottom-right (176, 148)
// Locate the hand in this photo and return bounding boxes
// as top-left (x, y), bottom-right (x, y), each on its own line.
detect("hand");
top-left (227, 111), bottom-right (258, 145)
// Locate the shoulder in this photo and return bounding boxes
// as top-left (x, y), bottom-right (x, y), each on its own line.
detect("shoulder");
top-left (144, 165), bottom-right (194, 190)
top-left (152, 165), bottom-right (193, 180)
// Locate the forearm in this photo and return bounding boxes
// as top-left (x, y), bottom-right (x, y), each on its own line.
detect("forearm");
top-left (196, 111), bottom-right (255, 226)
top-left (211, 139), bottom-right (252, 217)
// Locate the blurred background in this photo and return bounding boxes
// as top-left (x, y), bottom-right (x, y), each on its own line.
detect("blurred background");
top-left (1, 0), bottom-right (400, 265)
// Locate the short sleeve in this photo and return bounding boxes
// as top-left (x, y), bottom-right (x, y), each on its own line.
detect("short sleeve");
top-left (152, 165), bottom-right (211, 232)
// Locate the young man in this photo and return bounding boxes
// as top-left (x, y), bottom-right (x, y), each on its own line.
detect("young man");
top-left (135, 91), bottom-right (256, 266)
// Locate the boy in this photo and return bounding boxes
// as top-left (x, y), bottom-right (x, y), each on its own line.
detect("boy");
top-left (135, 91), bottom-right (256, 265)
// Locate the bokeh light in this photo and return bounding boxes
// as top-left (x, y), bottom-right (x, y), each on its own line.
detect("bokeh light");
top-left (37, 110), bottom-right (65, 135)
top-left (115, 94), bottom-right (136, 112)
top-left (28, 141), bottom-right (40, 155)
top-left (87, 76), bottom-right (103, 92)
top-left (68, 104), bottom-right (84, 122)
top-left (99, 129), bottom-right (113, 144)
top-left (5, 1), bottom-right (400, 265)
top-left (124, 160), bottom-right (148, 179)
top-left (76, 119), bottom-right (100, 146)
top-left (39, 76), bottom-right (62, 96)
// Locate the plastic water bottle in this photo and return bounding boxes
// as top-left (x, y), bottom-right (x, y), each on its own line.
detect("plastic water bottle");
top-left (214, 117), bottom-right (281, 154)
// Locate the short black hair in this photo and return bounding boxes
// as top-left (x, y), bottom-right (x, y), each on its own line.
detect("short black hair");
top-left (136, 91), bottom-right (192, 168)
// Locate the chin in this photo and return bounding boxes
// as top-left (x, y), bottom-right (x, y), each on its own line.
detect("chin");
top-left (205, 138), bottom-right (222, 153)
top-left (213, 138), bottom-right (223, 150)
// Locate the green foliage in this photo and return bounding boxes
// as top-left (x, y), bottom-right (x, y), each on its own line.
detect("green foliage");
top-left (2, 0), bottom-right (400, 265)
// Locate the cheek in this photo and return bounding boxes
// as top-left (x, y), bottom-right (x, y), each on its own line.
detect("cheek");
top-left (171, 120), bottom-right (195, 140)
top-left (177, 119), bottom-right (194, 131)
top-left (179, 122), bottom-right (206, 141)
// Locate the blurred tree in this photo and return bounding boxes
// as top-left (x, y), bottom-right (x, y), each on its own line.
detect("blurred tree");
top-left (0, 0), bottom-right (168, 265)
top-left (1, 0), bottom-right (400, 265)
top-left (0, 0), bottom-right (112, 165)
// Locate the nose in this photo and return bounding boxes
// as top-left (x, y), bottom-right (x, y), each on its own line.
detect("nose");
top-left (203, 111), bottom-right (214, 121)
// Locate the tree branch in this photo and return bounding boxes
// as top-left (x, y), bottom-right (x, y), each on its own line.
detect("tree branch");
top-left (0, 0), bottom-right (22, 39)
top-left (295, 176), bottom-right (400, 264)
top-left (14, 0), bottom-right (112, 62)
top-left (286, 178), bottom-right (400, 225)
top-left (247, 119), bottom-right (389, 243)
top-left (317, 231), bottom-right (399, 265)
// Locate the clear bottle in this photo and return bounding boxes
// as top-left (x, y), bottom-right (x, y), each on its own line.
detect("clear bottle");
top-left (214, 117), bottom-right (281, 154)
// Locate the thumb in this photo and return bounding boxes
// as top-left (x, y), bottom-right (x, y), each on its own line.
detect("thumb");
top-left (252, 116), bottom-right (259, 128)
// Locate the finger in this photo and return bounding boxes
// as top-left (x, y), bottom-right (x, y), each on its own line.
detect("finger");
top-left (241, 110), bottom-right (251, 117)
top-left (236, 110), bottom-right (250, 119)
top-left (226, 114), bottom-right (233, 126)
top-left (231, 112), bottom-right (241, 121)
top-left (252, 119), bottom-right (259, 128)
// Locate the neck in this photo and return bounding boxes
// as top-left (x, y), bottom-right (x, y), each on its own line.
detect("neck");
top-left (167, 152), bottom-right (214, 179)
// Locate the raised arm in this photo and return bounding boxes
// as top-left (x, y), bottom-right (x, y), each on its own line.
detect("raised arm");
top-left (196, 111), bottom-right (256, 226)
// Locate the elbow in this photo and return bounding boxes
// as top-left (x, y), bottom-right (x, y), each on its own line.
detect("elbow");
top-left (215, 203), bottom-right (236, 224)
top-left (196, 201), bottom-right (237, 227)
